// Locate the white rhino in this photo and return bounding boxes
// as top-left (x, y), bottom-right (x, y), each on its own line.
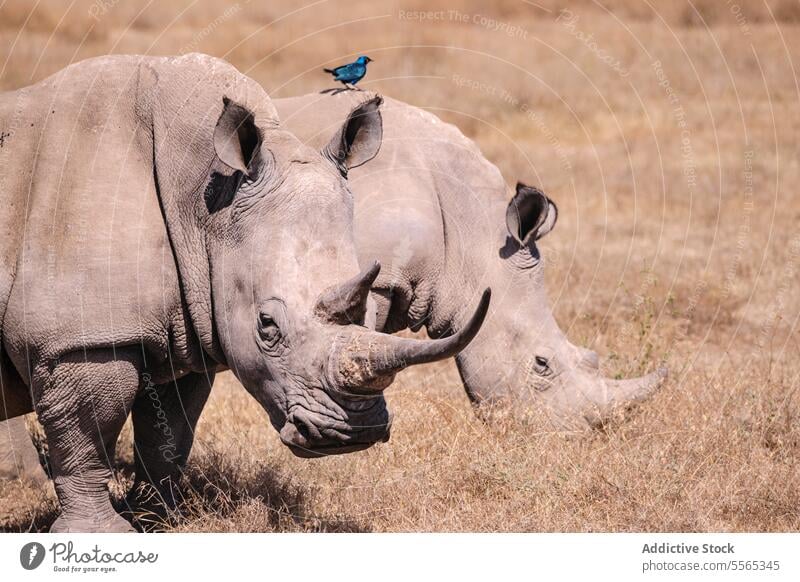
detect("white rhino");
top-left (275, 91), bottom-right (667, 428)
top-left (0, 56), bottom-right (488, 532)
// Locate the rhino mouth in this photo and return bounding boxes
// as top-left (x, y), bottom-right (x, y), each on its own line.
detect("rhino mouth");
top-left (280, 429), bottom-right (389, 458)
top-left (278, 394), bottom-right (392, 458)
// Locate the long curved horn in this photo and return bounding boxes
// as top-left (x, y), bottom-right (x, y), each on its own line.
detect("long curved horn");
top-left (328, 288), bottom-right (492, 393)
top-left (314, 261), bottom-right (381, 326)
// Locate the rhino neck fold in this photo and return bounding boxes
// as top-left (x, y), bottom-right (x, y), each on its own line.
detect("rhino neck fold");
top-left (143, 66), bottom-right (221, 367)
top-left (146, 55), bottom-right (279, 369)
top-left (426, 188), bottom-right (507, 340)
top-left (152, 159), bottom-right (225, 368)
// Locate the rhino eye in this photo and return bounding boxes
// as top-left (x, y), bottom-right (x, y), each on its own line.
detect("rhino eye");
top-left (258, 312), bottom-right (281, 346)
top-left (533, 355), bottom-right (552, 377)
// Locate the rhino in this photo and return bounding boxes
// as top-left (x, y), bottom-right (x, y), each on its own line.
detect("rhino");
top-left (275, 91), bottom-right (667, 428)
top-left (0, 55), bottom-right (488, 532)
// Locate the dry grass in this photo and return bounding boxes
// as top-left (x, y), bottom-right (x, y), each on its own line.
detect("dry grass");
top-left (1, 0), bottom-right (799, 532)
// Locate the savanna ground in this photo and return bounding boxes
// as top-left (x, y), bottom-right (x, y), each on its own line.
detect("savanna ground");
top-left (1, 0), bottom-right (799, 532)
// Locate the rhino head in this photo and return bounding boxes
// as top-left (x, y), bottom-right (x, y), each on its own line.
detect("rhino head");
top-left (454, 183), bottom-right (666, 429)
top-left (149, 56), bottom-right (489, 456)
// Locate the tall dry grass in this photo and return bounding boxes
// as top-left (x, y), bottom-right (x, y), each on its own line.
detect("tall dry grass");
top-left (1, 0), bottom-right (798, 531)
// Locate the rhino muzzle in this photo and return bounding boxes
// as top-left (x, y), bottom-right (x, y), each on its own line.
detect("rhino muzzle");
top-left (278, 389), bottom-right (392, 458)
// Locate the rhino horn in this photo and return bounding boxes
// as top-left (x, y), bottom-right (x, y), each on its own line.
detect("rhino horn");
top-left (579, 366), bottom-right (668, 427)
top-left (329, 288), bottom-right (492, 394)
top-left (603, 366), bottom-right (668, 405)
top-left (314, 261), bottom-right (381, 326)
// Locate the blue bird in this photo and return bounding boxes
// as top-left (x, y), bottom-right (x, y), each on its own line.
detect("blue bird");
top-left (323, 56), bottom-right (373, 90)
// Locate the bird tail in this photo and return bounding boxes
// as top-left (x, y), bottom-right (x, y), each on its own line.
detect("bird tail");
top-left (323, 68), bottom-right (335, 74)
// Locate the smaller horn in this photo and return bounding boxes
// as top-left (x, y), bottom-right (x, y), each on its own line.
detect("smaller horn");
top-left (314, 261), bottom-right (381, 326)
top-left (603, 366), bottom-right (668, 405)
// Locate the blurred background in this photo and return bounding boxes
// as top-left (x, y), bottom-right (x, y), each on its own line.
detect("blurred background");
top-left (1, 0), bottom-right (798, 532)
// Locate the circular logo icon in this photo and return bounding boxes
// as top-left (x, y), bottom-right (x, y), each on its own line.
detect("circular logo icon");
top-left (20, 542), bottom-right (46, 570)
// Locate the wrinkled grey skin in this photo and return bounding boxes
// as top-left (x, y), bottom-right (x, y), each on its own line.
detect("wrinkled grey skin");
top-left (0, 56), bottom-right (488, 532)
top-left (276, 92), bottom-right (667, 429)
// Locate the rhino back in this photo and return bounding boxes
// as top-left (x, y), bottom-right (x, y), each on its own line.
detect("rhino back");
top-left (1, 56), bottom-right (190, 381)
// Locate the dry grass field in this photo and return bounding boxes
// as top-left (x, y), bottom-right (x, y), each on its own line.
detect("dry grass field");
top-left (1, 0), bottom-right (799, 532)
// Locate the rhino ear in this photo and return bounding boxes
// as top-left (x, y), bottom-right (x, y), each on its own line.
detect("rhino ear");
top-left (214, 97), bottom-right (262, 175)
top-left (324, 95), bottom-right (383, 176)
top-left (505, 182), bottom-right (558, 244)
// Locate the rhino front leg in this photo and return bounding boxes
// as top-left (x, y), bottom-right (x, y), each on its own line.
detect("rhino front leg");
top-left (129, 371), bottom-right (214, 511)
top-left (35, 349), bottom-right (141, 533)
top-left (0, 416), bottom-right (49, 486)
